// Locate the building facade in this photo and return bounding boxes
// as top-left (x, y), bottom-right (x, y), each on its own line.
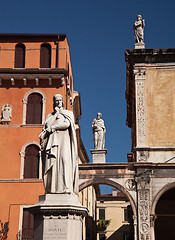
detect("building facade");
top-left (0, 33), bottom-right (93, 240)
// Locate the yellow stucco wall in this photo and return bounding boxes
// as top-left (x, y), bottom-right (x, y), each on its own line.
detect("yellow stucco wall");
top-left (145, 69), bottom-right (175, 147)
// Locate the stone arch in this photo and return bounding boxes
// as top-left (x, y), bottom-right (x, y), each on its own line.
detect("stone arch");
top-left (79, 178), bottom-right (137, 217)
top-left (151, 181), bottom-right (175, 215)
top-left (20, 141), bottom-right (42, 179)
top-left (22, 89), bottom-right (46, 125)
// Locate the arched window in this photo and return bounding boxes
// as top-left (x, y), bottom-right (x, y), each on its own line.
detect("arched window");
top-left (24, 144), bottom-right (40, 179)
top-left (40, 43), bottom-right (51, 68)
top-left (26, 93), bottom-right (43, 124)
top-left (14, 43), bottom-right (25, 68)
top-left (22, 90), bottom-right (46, 125)
top-left (20, 141), bottom-right (42, 179)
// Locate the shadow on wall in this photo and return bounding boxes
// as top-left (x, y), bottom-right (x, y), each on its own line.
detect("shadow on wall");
top-left (107, 225), bottom-right (133, 240)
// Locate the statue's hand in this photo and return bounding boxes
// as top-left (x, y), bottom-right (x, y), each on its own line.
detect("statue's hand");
top-left (46, 126), bottom-right (52, 134)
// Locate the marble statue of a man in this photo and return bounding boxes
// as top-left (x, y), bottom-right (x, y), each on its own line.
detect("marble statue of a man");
top-left (39, 94), bottom-right (79, 195)
top-left (134, 15), bottom-right (145, 43)
top-left (92, 113), bottom-right (106, 149)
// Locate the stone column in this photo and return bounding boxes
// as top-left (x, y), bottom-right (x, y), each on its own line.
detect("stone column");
top-left (29, 194), bottom-right (88, 240)
top-left (150, 214), bottom-right (156, 240)
top-left (133, 216), bottom-right (138, 240)
top-left (136, 173), bottom-right (150, 240)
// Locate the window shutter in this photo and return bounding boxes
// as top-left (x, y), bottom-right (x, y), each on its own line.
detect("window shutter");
top-left (26, 93), bottom-right (43, 124)
top-left (15, 44), bottom-right (25, 68)
top-left (99, 208), bottom-right (105, 219)
top-left (22, 210), bottom-right (34, 239)
top-left (40, 43), bottom-right (51, 68)
top-left (24, 144), bottom-right (39, 178)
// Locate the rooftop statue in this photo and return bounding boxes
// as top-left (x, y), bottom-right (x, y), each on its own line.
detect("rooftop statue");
top-left (92, 112), bottom-right (106, 150)
top-left (39, 94), bottom-right (79, 195)
top-left (134, 15), bottom-right (145, 44)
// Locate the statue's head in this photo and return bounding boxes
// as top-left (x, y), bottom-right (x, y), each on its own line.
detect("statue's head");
top-left (97, 112), bottom-right (102, 120)
top-left (137, 15), bottom-right (142, 20)
top-left (53, 94), bottom-right (64, 110)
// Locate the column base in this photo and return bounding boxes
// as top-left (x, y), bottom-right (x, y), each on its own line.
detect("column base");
top-left (90, 149), bottom-right (107, 163)
top-left (135, 42), bottom-right (145, 49)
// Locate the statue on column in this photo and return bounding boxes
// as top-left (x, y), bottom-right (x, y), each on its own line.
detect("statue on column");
top-left (39, 94), bottom-right (79, 195)
top-left (134, 15), bottom-right (145, 45)
top-left (92, 112), bottom-right (106, 149)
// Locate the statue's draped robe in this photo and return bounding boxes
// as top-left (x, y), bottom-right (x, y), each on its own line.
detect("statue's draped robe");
top-left (42, 110), bottom-right (79, 195)
top-left (92, 118), bottom-right (105, 149)
top-left (134, 20), bottom-right (144, 42)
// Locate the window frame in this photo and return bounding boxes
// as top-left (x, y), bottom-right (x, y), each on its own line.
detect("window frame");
top-left (40, 43), bottom-right (52, 68)
top-left (22, 89), bottom-right (46, 125)
top-left (14, 43), bottom-right (26, 68)
top-left (20, 141), bottom-right (42, 180)
top-left (18, 205), bottom-right (34, 240)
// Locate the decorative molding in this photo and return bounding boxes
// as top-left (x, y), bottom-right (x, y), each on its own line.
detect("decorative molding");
top-left (125, 179), bottom-right (136, 191)
top-left (35, 78), bottom-right (39, 86)
top-left (49, 77), bottom-right (52, 86)
top-left (61, 76), bottom-right (64, 86)
top-left (137, 151), bottom-right (148, 162)
top-left (134, 69), bottom-right (146, 149)
top-left (23, 78), bottom-right (27, 86)
top-left (11, 77), bottom-right (15, 85)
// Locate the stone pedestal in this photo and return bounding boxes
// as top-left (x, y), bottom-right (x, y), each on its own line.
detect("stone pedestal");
top-left (29, 194), bottom-right (88, 240)
top-left (135, 42), bottom-right (145, 49)
top-left (90, 149), bottom-right (107, 163)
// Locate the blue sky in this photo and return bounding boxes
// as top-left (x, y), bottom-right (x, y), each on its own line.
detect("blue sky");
top-left (1, 0), bottom-right (175, 192)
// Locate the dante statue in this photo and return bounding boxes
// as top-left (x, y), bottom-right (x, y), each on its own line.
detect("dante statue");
top-left (92, 113), bottom-right (106, 149)
top-left (39, 94), bottom-right (79, 195)
top-left (134, 15), bottom-right (145, 43)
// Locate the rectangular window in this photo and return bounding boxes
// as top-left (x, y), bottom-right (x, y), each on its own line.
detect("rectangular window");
top-left (124, 208), bottom-right (129, 222)
top-left (99, 233), bottom-right (106, 240)
top-left (124, 233), bottom-right (130, 240)
top-left (99, 208), bottom-right (105, 220)
top-left (22, 209), bottom-right (34, 240)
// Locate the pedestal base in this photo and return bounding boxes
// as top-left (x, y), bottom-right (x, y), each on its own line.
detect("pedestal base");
top-left (29, 194), bottom-right (88, 240)
top-left (90, 149), bottom-right (107, 163)
top-left (135, 42), bottom-right (145, 49)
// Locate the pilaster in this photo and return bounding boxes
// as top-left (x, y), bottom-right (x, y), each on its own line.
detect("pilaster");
top-left (135, 173), bottom-right (150, 240)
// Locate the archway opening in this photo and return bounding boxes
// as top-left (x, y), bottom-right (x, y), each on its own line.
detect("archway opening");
top-left (155, 187), bottom-right (175, 240)
top-left (79, 182), bottom-right (135, 240)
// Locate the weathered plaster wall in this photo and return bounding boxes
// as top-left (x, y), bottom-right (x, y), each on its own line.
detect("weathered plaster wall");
top-left (145, 69), bottom-right (175, 147)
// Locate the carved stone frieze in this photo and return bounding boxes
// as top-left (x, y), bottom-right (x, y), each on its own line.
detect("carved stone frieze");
top-left (137, 151), bottom-right (148, 162)
top-left (136, 173), bottom-right (150, 240)
top-left (125, 179), bottom-right (136, 191)
top-left (134, 69), bottom-right (146, 148)
top-left (135, 174), bottom-right (150, 190)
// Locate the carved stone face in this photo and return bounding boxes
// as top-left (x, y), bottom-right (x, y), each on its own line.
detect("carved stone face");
top-left (137, 15), bottom-right (142, 21)
top-left (54, 96), bottom-right (63, 109)
top-left (97, 113), bottom-right (102, 120)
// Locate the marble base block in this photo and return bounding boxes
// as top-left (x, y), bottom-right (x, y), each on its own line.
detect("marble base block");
top-left (29, 194), bottom-right (88, 240)
top-left (90, 149), bottom-right (107, 163)
top-left (135, 42), bottom-right (145, 49)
